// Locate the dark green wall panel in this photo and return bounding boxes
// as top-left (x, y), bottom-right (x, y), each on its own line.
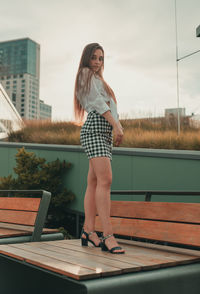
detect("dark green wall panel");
top-left (1, 142), bottom-right (200, 211)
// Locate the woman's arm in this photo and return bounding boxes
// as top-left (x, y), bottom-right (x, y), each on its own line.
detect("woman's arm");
top-left (102, 110), bottom-right (123, 146)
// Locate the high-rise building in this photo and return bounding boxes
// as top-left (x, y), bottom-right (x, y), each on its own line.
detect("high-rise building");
top-left (0, 38), bottom-right (51, 120)
top-left (39, 99), bottom-right (52, 120)
top-left (0, 83), bottom-right (23, 139)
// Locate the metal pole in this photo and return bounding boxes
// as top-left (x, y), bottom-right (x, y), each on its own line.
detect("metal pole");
top-left (174, 0), bottom-right (181, 135)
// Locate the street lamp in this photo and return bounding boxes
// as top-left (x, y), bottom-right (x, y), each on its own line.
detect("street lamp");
top-left (174, 0), bottom-right (200, 135)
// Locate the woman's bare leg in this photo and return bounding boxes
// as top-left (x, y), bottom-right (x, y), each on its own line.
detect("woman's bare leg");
top-left (91, 157), bottom-right (124, 253)
top-left (82, 160), bottom-right (101, 246)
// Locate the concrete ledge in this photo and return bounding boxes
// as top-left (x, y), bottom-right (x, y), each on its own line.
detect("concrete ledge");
top-left (1, 141), bottom-right (200, 160)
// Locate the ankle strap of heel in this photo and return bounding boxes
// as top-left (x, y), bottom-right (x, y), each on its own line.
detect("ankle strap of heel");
top-left (82, 230), bottom-right (95, 237)
top-left (102, 234), bottom-right (113, 241)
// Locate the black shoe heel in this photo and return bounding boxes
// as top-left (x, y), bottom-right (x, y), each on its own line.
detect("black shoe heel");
top-left (100, 242), bottom-right (108, 251)
top-left (80, 229), bottom-right (102, 247)
top-left (81, 237), bottom-right (88, 246)
top-left (101, 234), bottom-right (125, 254)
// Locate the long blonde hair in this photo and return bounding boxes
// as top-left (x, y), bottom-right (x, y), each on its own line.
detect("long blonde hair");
top-left (74, 43), bottom-right (117, 121)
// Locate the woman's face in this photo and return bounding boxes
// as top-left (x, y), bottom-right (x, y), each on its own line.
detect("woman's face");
top-left (89, 49), bottom-right (104, 73)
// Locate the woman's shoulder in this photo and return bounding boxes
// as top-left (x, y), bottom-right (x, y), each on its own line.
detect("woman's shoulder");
top-left (80, 67), bottom-right (92, 75)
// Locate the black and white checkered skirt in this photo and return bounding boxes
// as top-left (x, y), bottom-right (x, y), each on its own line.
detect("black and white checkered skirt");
top-left (80, 110), bottom-right (113, 160)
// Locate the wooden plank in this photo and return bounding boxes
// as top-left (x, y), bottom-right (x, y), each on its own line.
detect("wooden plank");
top-left (0, 210), bottom-right (37, 225)
top-left (0, 222), bottom-right (58, 233)
top-left (0, 245), bottom-right (99, 280)
top-left (0, 228), bottom-right (31, 238)
top-left (95, 216), bottom-right (200, 247)
top-left (23, 242), bottom-right (141, 274)
top-left (65, 239), bottom-right (200, 261)
top-left (52, 239), bottom-right (200, 269)
top-left (10, 243), bottom-right (125, 277)
top-left (41, 240), bottom-right (181, 270)
top-left (0, 198), bottom-right (40, 212)
top-left (117, 239), bottom-right (200, 258)
top-left (1, 239), bottom-right (199, 281)
top-left (9, 242), bottom-right (179, 271)
top-left (110, 201), bottom-right (200, 224)
top-left (116, 242), bottom-right (200, 265)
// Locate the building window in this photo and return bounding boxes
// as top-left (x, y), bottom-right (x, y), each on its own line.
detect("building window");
top-left (13, 85), bottom-right (16, 89)
top-left (6, 86), bottom-right (10, 89)
top-left (6, 81), bottom-right (10, 84)
top-left (21, 113), bottom-right (24, 117)
top-left (12, 93), bottom-right (16, 102)
top-left (13, 80), bottom-right (17, 84)
top-left (13, 75), bottom-right (17, 78)
top-left (21, 84), bottom-right (25, 88)
top-left (21, 89), bottom-right (25, 92)
top-left (22, 80), bottom-right (25, 83)
top-left (21, 99), bottom-right (24, 102)
top-left (21, 94), bottom-right (25, 97)
top-left (20, 74), bottom-right (23, 78)
top-left (21, 108), bottom-right (24, 112)
top-left (21, 104), bottom-right (24, 107)
top-left (7, 76), bottom-right (11, 79)
top-left (1, 77), bottom-right (4, 80)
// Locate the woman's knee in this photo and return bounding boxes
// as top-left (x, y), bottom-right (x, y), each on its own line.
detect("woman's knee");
top-left (97, 174), bottom-right (112, 188)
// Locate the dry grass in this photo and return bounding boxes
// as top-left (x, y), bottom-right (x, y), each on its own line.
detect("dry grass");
top-left (8, 120), bottom-right (81, 145)
top-left (6, 117), bottom-right (200, 150)
top-left (121, 128), bottom-right (200, 150)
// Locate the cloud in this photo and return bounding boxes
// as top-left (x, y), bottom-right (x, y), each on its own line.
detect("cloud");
top-left (0, 0), bottom-right (200, 120)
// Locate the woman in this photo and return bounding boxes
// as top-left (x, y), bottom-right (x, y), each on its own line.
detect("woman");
top-left (74, 43), bottom-right (125, 254)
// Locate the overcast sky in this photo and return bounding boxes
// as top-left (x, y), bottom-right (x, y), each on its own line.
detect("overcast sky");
top-left (1, 0), bottom-right (200, 120)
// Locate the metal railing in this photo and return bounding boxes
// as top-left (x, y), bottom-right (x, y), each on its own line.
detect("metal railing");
top-left (111, 190), bottom-right (200, 202)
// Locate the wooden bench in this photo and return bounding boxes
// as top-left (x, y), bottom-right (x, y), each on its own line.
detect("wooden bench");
top-left (0, 190), bottom-right (64, 244)
top-left (95, 190), bottom-right (200, 248)
top-left (1, 190), bottom-right (200, 294)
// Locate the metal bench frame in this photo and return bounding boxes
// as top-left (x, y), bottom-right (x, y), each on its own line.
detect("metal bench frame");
top-left (0, 189), bottom-right (63, 242)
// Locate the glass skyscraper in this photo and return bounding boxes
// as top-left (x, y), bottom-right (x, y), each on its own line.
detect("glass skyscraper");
top-left (0, 38), bottom-right (51, 120)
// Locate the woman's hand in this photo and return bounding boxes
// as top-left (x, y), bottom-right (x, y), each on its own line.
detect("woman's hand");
top-left (102, 111), bottom-right (124, 146)
top-left (113, 122), bottom-right (124, 146)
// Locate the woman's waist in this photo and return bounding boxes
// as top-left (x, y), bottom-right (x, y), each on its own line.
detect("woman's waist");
top-left (81, 110), bottom-right (113, 132)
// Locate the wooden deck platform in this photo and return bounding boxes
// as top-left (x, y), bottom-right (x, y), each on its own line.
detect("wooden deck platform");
top-left (0, 239), bottom-right (200, 281)
top-left (0, 222), bottom-right (59, 238)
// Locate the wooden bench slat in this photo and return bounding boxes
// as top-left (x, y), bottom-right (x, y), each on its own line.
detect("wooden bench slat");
top-left (0, 227), bottom-right (58, 238)
top-left (0, 228), bottom-right (30, 238)
top-left (50, 239), bottom-right (200, 266)
top-left (0, 198), bottom-right (41, 212)
top-left (117, 239), bottom-right (200, 258)
top-left (42, 240), bottom-right (164, 269)
top-left (0, 222), bottom-right (57, 233)
top-left (95, 216), bottom-right (200, 247)
top-left (1, 240), bottom-right (199, 281)
top-left (23, 241), bottom-right (141, 273)
top-left (0, 244), bottom-right (98, 280)
top-left (46, 239), bottom-right (195, 270)
top-left (110, 201), bottom-right (200, 224)
top-left (0, 210), bottom-right (37, 226)
top-left (11, 243), bottom-right (125, 277)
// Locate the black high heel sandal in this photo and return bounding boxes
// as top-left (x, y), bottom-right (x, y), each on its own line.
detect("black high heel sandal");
top-left (101, 234), bottom-right (125, 254)
top-left (81, 230), bottom-right (102, 247)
